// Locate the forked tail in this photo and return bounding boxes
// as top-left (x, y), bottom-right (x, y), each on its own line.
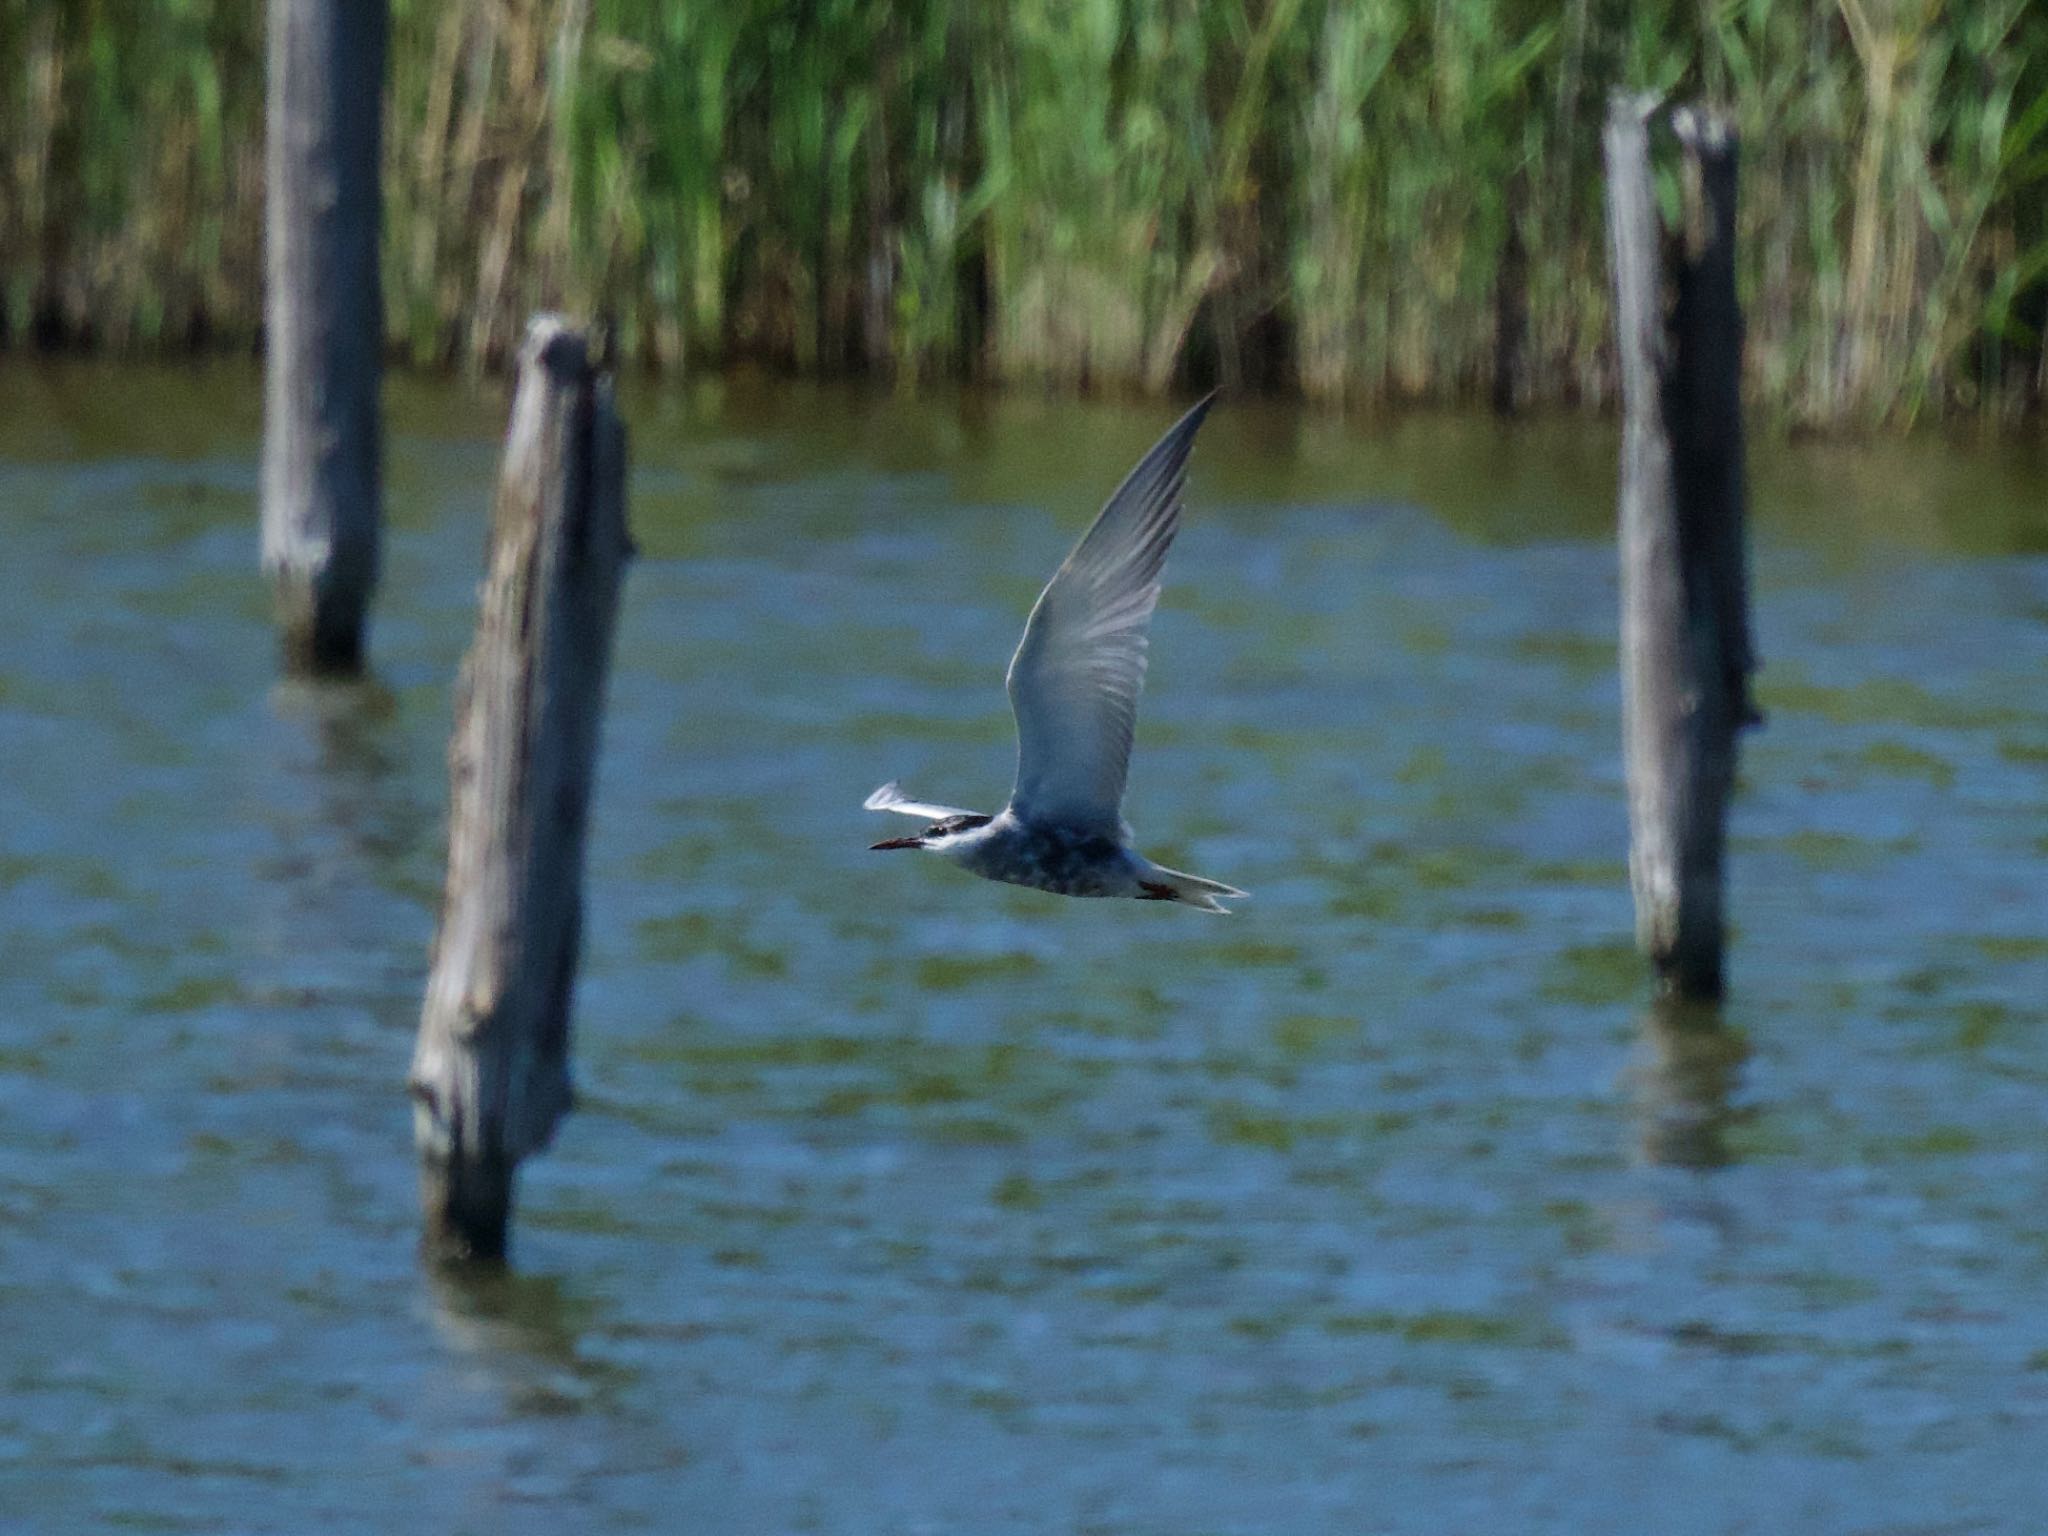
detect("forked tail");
top-left (1138, 863), bottom-right (1249, 915)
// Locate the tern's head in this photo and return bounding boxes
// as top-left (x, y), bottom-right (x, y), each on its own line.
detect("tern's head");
top-left (871, 812), bottom-right (993, 852)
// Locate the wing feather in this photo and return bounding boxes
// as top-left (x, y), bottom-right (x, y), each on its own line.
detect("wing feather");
top-left (1004, 394), bottom-right (1215, 831)
top-left (864, 781), bottom-right (976, 821)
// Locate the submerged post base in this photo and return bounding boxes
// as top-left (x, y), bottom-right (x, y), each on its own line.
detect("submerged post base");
top-left (272, 578), bottom-right (369, 678)
top-left (417, 1155), bottom-right (515, 1266)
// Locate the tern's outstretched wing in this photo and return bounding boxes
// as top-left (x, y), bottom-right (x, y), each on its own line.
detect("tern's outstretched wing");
top-left (864, 781), bottom-right (976, 821)
top-left (1004, 394), bottom-right (1214, 833)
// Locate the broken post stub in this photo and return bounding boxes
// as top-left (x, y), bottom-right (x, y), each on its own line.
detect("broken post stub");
top-left (1603, 95), bottom-right (1760, 1001)
top-left (410, 316), bottom-right (632, 1262)
top-left (262, 0), bottom-right (388, 674)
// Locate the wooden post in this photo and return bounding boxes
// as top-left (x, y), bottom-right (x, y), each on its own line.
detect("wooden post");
top-left (409, 317), bottom-right (632, 1263)
top-left (262, 0), bottom-right (388, 674)
top-left (1491, 168), bottom-right (1527, 418)
top-left (1604, 96), bottom-right (1759, 1001)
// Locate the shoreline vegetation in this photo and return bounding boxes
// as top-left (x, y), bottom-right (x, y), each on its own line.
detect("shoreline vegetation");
top-left (3, 0), bottom-right (2044, 429)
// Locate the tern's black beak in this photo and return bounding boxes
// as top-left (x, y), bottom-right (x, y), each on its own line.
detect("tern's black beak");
top-left (870, 835), bottom-right (926, 851)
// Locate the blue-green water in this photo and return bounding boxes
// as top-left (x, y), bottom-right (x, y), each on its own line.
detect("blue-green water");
top-left (1, 364), bottom-right (2045, 1533)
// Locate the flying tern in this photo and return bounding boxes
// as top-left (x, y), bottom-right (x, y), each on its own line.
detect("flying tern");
top-left (865, 394), bottom-right (1244, 913)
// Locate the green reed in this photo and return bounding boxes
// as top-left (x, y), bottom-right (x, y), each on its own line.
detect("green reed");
top-left (2, 0), bottom-right (2043, 426)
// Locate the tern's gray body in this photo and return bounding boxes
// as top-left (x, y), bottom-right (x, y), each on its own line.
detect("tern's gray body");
top-left (865, 396), bottom-right (1245, 914)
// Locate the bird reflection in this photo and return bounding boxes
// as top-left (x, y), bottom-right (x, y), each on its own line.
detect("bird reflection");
top-left (1629, 996), bottom-right (1750, 1169)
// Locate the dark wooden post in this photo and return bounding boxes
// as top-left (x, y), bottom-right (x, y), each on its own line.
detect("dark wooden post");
top-left (1603, 95), bottom-right (1758, 1000)
top-left (1491, 168), bottom-right (1528, 418)
top-left (409, 317), bottom-right (632, 1263)
top-left (262, 0), bottom-right (388, 674)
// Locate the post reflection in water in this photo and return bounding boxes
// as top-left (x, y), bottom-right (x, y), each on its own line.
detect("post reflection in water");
top-left (418, 1262), bottom-right (681, 1507)
top-left (270, 673), bottom-right (418, 871)
top-left (425, 1264), bottom-right (611, 1406)
top-left (266, 673), bottom-right (437, 928)
top-left (1628, 996), bottom-right (1751, 1170)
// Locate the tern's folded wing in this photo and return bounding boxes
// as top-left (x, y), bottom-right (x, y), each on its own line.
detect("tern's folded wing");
top-left (1004, 394), bottom-right (1213, 833)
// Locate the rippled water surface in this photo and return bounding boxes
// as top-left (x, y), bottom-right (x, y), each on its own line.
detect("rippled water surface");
top-left (1, 363), bottom-right (2045, 1534)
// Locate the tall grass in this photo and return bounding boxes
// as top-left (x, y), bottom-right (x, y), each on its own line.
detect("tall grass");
top-left (3, 0), bottom-right (2044, 425)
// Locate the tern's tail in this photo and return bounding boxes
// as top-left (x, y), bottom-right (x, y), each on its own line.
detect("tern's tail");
top-left (1138, 863), bottom-right (1248, 915)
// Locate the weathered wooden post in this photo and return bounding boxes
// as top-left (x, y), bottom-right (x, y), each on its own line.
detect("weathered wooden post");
top-left (410, 317), bottom-right (632, 1262)
top-left (1603, 96), bottom-right (1759, 1000)
top-left (262, 0), bottom-right (388, 674)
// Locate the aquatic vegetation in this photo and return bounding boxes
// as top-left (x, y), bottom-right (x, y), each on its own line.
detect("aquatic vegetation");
top-left (2, 0), bottom-right (2043, 423)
